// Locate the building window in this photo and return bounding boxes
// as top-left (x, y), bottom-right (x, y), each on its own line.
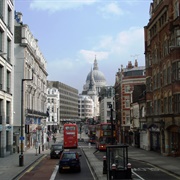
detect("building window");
top-left (125, 86), bottom-right (130, 93)
top-left (174, 94), bottom-right (180, 113)
top-left (168, 96), bottom-right (172, 113)
top-left (0, 28), bottom-right (3, 52)
top-left (164, 97), bottom-right (167, 114)
top-left (0, 0), bottom-right (3, 20)
top-left (174, 0), bottom-right (180, 18)
top-left (7, 6), bottom-right (12, 30)
top-left (0, 65), bottom-right (3, 90)
top-left (0, 99), bottom-right (2, 124)
top-left (7, 70), bottom-right (10, 93)
top-left (125, 115), bottom-right (130, 125)
top-left (167, 66), bottom-right (171, 84)
top-left (163, 68), bottom-right (167, 86)
top-left (146, 77), bottom-right (152, 92)
top-left (175, 29), bottom-right (180, 46)
top-left (7, 38), bottom-right (11, 62)
top-left (6, 101), bottom-right (10, 124)
top-left (172, 61), bottom-right (180, 81)
top-left (125, 99), bottom-right (130, 108)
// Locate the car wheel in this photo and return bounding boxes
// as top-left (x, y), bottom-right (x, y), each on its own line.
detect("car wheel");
top-left (78, 167), bottom-right (81, 172)
top-left (59, 168), bottom-right (63, 173)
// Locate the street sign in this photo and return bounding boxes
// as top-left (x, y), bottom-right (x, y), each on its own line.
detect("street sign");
top-left (19, 136), bottom-right (24, 140)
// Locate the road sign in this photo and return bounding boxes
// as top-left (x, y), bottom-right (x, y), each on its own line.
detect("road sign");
top-left (19, 136), bottom-right (24, 140)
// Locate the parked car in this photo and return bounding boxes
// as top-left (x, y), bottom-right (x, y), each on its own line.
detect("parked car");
top-left (50, 143), bottom-right (64, 159)
top-left (59, 150), bottom-right (82, 173)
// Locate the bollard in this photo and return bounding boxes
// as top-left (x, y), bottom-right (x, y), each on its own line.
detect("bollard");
top-left (19, 154), bottom-right (24, 166)
top-left (88, 142), bottom-right (91, 148)
top-left (111, 164), bottom-right (116, 179)
top-left (127, 163), bottom-right (132, 179)
top-left (39, 145), bottom-right (41, 154)
top-left (103, 156), bottom-right (107, 174)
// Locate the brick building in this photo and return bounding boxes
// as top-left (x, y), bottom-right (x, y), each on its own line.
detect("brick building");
top-left (144, 0), bottom-right (180, 156)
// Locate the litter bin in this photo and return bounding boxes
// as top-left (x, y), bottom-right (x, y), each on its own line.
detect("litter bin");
top-left (19, 154), bottom-right (24, 166)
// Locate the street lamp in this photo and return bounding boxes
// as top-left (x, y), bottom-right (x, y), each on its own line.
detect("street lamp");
top-left (19, 70), bottom-right (34, 167)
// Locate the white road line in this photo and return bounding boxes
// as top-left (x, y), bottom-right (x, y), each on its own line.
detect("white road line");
top-left (50, 165), bottom-right (59, 180)
top-left (132, 170), bottom-right (145, 180)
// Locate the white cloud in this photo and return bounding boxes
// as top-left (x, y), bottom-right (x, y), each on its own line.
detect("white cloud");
top-left (30, 0), bottom-right (98, 13)
top-left (78, 49), bottom-right (109, 63)
top-left (94, 27), bottom-right (144, 56)
top-left (99, 2), bottom-right (125, 17)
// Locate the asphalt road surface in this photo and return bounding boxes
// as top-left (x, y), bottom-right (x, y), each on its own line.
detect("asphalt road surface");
top-left (54, 148), bottom-right (94, 180)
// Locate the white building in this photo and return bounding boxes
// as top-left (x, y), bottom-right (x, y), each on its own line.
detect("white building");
top-left (99, 86), bottom-right (115, 123)
top-left (13, 12), bottom-right (48, 151)
top-left (46, 87), bottom-right (60, 132)
top-left (0, 0), bottom-right (14, 157)
top-left (78, 95), bottom-right (94, 119)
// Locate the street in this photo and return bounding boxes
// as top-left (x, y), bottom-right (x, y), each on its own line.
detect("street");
top-left (18, 131), bottom-right (180, 180)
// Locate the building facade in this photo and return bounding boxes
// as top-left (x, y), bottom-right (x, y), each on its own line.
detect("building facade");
top-left (78, 95), bottom-right (94, 119)
top-left (0, 0), bottom-right (14, 157)
top-left (99, 86), bottom-right (115, 123)
top-left (14, 13), bottom-right (48, 152)
top-left (47, 81), bottom-right (79, 124)
top-left (46, 87), bottom-right (60, 132)
top-left (115, 60), bottom-right (146, 144)
top-left (144, 0), bottom-right (180, 156)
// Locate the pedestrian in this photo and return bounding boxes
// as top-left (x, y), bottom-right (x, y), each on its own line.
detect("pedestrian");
top-left (53, 135), bottom-right (56, 143)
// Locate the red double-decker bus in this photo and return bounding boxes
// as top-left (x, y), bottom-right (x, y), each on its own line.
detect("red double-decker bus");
top-left (95, 123), bottom-right (116, 151)
top-left (63, 123), bottom-right (78, 148)
top-left (88, 124), bottom-right (96, 143)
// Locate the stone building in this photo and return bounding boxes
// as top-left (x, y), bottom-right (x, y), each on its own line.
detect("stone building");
top-left (0, 0), bottom-right (14, 157)
top-left (144, 0), bottom-right (180, 156)
top-left (81, 57), bottom-right (107, 119)
top-left (47, 81), bottom-right (79, 124)
top-left (46, 87), bottom-right (60, 132)
top-left (14, 12), bottom-right (48, 152)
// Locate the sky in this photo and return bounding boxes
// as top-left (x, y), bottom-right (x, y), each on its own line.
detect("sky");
top-left (14, 0), bottom-right (152, 93)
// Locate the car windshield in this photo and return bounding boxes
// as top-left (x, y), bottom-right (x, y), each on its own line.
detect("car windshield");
top-left (52, 145), bottom-right (63, 150)
top-left (62, 153), bottom-right (76, 159)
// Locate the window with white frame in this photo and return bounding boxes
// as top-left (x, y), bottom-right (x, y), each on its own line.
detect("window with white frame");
top-left (124, 85), bottom-right (130, 93)
top-left (174, 0), bottom-right (180, 18)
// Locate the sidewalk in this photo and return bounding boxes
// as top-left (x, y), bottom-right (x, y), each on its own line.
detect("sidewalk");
top-left (0, 146), bottom-right (50, 180)
top-left (82, 144), bottom-right (180, 180)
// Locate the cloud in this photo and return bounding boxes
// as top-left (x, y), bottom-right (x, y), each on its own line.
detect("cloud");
top-left (78, 49), bottom-right (109, 63)
top-left (94, 27), bottom-right (144, 56)
top-left (30, 0), bottom-right (98, 13)
top-left (98, 2), bottom-right (126, 18)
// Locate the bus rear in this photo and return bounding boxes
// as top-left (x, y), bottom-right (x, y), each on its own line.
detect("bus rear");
top-left (96, 123), bottom-right (116, 151)
top-left (63, 123), bottom-right (78, 149)
top-left (88, 125), bottom-right (96, 143)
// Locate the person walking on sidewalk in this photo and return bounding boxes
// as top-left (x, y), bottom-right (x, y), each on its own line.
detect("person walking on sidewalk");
top-left (53, 135), bottom-right (56, 143)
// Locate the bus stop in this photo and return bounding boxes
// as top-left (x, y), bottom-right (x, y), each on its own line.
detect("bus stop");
top-left (106, 145), bottom-right (132, 180)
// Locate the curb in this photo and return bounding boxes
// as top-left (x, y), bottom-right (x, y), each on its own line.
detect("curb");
top-left (81, 148), bottom-right (99, 180)
top-left (12, 154), bottom-right (46, 180)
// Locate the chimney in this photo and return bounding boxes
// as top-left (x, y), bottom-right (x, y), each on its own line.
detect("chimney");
top-left (134, 59), bottom-right (138, 67)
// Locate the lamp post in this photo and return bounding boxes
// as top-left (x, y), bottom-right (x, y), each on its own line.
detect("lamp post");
top-left (19, 71), bottom-right (33, 167)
